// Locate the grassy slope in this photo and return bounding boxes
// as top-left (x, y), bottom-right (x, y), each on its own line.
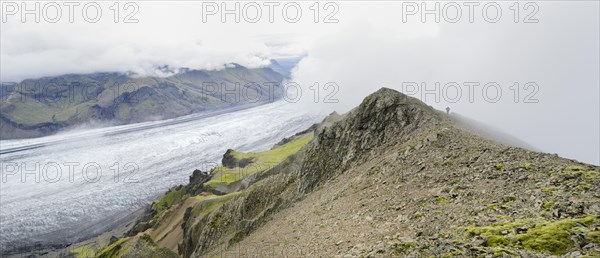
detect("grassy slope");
top-left (148, 192), bottom-right (242, 252)
top-left (75, 132), bottom-right (313, 257)
top-left (204, 133), bottom-right (313, 189)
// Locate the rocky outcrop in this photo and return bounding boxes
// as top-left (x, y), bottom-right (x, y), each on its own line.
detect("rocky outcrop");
top-left (221, 149), bottom-right (255, 169)
top-left (297, 88), bottom-right (443, 194)
top-left (186, 170), bottom-right (212, 196)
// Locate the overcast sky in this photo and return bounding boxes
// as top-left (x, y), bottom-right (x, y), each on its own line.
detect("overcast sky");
top-left (1, 1), bottom-right (598, 165)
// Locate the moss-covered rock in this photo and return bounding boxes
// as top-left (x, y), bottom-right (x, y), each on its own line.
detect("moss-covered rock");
top-left (463, 215), bottom-right (599, 255)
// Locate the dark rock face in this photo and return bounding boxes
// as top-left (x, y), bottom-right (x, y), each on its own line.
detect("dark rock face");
top-left (88, 104), bottom-right (117, 121)
top-left (298, 88), bottom-right (442, 194)
top-left (221, 149), bottom-right (238, 168)
top-left (187, 169), bottom-right (212, 196)
top-left (221, 149), bottom-right (254, 169)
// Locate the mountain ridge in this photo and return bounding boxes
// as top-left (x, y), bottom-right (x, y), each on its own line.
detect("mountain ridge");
top-left (64, 88), bottom-right (599, 258)
top-left (0, 64), bottom-right (289, 139)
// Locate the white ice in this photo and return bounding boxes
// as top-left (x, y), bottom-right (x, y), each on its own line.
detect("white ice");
top-left (0, 101), bottom-right (324, 252)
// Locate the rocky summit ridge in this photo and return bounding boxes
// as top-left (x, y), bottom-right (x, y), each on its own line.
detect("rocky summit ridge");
top-left (68, 87), bottom-right (599, 258)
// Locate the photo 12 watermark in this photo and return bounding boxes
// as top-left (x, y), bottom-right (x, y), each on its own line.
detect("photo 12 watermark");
top-left (201, 1), bottom-right (339, 23)
top-left (0, 80), bottom-right (341, 105)
top-left (1, 80), bottom-right (143, 104)
top-left (1, 161), bottom-right (141, 184)
top-left (401, 1), bottom-right (539, 23)
top-left (400, 81), bottom-right (540, 104)
top-left (1, 1), bottom-right (140, 23)
top-left (199, 81), bottom-right (340, 104)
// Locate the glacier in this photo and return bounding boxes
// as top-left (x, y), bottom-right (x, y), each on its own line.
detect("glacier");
top-left (0, 101), bottom-right (324, 253)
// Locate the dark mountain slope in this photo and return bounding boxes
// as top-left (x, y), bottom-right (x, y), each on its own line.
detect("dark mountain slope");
top-left (211, 88), bottom-right (598, 257)
top-left (0, 65), bottom-right (285, 139)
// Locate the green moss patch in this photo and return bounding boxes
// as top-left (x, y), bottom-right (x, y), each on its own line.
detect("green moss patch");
top-left (192, 192), bottom-right (241, 218)
top-left (95, 237), bottom-right (130, 258)
top-left (435, 196), bottom-right (451, 204)
top-left (523, 163), bottom-right (534, 170)
top-left (561, 166), bottom-right (599, 180)
top-left (72, 242), bottom-right (95, 258)
top-left (554, 166), bottom-right (600, 194)
top-left (391, 242), bottom-right (417, 256)
top-left (463, 215), bottom-right (599, 255)
top-left (494, 163), bottom-right (505, 170)
top-left (205, 133), bottom-right (313, 189)
top-left (542, 200), bottom-right (555, 211)
top-left (231, 133), bottom-right (313, 164)
top-left (586, 230), bottom-right (600, 244)
top-left (152, 186), bottom-right (189, 220)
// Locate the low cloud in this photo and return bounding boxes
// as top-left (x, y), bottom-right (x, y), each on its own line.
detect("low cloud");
top-left (290, 2), bottom-right (599, 165)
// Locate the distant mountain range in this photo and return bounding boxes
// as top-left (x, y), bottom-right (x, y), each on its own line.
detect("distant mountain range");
top-left (0, 61), bottom-right (293, 139)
